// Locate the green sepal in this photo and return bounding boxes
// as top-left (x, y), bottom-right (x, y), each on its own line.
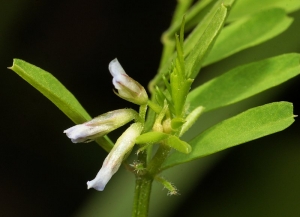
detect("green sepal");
top-left (135, 131), bottom-right (191, 154)
top-left (168, 17), bottom-right (195, 118)
top-left (135, 132), bottom-right (169, 145)
top-left (165, 135), bottom-right (192, 154)
top-left (171, 117), bottom-right (185, 131)
top-left (162, 75), bottom-right (172, 96)
top-left (175, 35), bottom-right (185, 79)
top-left (155, 86), bottom-right (165, 106)
top-left (170, 73), bottom-right (193, 117)
top-left (147, 100), bottom-right (162, 114)
top-left (180, 106), bottom-right (205, 137)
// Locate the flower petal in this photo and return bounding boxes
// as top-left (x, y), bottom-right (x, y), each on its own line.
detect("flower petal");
top-left (109, 58), bottom-right (148, 105)
top-left (109, 58), bottom-right (126, 77)
top-left (87, 165), bottom-right (113, 191)
top-left (64, 109), bottom-right (138, 143)
top-left (87, 123), bottom-right (143, 191)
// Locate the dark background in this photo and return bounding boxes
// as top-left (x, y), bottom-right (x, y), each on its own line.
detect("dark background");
top-left (1, 1), bottom-right (300, 217)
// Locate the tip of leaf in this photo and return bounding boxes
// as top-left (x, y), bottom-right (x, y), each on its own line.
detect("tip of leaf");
top-left (222, 0), bottom-right (234, 8)
top-left (8, 59), bottom-right (17, 70)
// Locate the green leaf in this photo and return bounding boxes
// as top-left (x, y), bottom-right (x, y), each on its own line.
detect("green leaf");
top-left (203, 8), bottom-right (293, 66)
top-left (183, 0), bottom-right (213, 31)
top-left (157, 0), bottom-right (194, 70)
top-left (183, 0), bottom-right (228, 59)
top-left (10, 59), bottom-right (90, 123)
top-left (162, 102), bottom-right (295, 169)
top-left (166, 0), bottom-right (213, 37)
top-left (228, 0), bottom-right (300, 22)
top-left (185, 3), bottom-right (228, 79)
top-left (187, 53), bottom-right (300, 112)
top-left (149, 2), bottom-right (231, 91)
top-left (9, 59), bottom-right (113, 151)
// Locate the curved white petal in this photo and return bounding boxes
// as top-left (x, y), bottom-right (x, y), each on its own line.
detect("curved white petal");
top-left (109, 58), bottom-right (126, 77)
top-left (108, 58), bottom-right (148, 105)
top-left (64, 109), bottom-right (138, 143)
top-left (87, 123), bottom-right (143, 191)
top-left (87, 166), bottom-right (113, 191)
top-left (64, 124), bottom-right (91, 143)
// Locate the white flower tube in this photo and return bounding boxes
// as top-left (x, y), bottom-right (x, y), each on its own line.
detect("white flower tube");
top-left (87, 122), bottom-right (143, 191)
top-left (109, 58), bottom-right (148, 105)
top-left (64, 109), bottom-right (138, 143)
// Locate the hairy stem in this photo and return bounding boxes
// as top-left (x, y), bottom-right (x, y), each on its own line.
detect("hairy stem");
top-left (132, 143), bottom-right (172, 216)
top-left (147, 144), bottom-right (172, 175)
top-left (139, 104), bottom-right (148, 123)
top-left (133, 148), bottom-right (152, 217)
top-left (132, 176), bottom-right (153, 217)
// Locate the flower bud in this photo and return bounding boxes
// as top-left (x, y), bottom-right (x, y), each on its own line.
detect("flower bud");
top-left (109, 58), bottom-right (148, 105)
top-left (87, 123), bottom-right (143, 191)
top-left (64, 109), bottom-right (138, 143)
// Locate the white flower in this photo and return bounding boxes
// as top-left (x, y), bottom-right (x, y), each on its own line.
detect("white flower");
top-left (87, 123), bottom-right (143, 191)
top-left (64, 109), bottom-right (138, 143)
top-left (109, 58), bottom-right (148, 105)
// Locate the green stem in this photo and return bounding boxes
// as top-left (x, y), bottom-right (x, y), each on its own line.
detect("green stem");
top-left (132, 176), bottom-right (153, 217)
top-left (133, 145), bottom-right (152, 217)
top-left (154, 176), bottom-right (178, 195)
top-left (147, 100), bottom-right (162, 114)
top-left (147, 144), bottom-right (172, 175)
top-left (171, 0), bottom-right (193, 24)
top-left (132, 143), bottom-right (172, 216)
top-left (139, 104), bottom-right (148, 123)
top-left (158, 33), bottom-right (175, 78)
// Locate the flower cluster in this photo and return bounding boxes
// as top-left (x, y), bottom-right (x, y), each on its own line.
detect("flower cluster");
top-left (64, 59), bottom-right (148, 191)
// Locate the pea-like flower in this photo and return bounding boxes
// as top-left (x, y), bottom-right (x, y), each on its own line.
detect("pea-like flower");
top-left (109, 58), bottom-right (148, 105)
top-left (64, 109), bottom-right (138, 143)
top-left (87, 122), bottom-right (143, 191)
